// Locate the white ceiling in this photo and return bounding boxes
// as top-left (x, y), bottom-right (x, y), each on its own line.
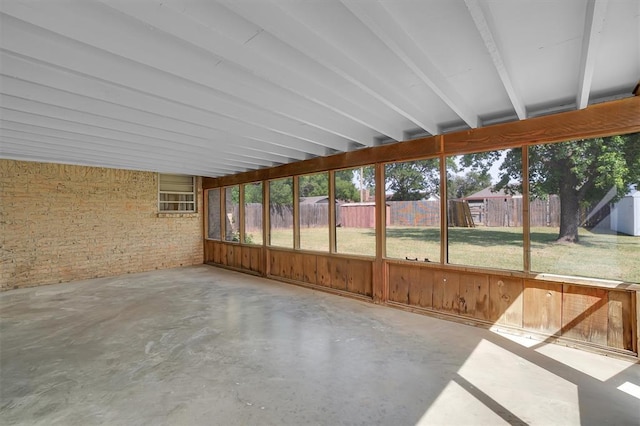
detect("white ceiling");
top-left (1, 0), bottom-right (638, 177)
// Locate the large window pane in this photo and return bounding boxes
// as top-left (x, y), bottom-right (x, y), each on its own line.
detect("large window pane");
top-left (335, 166), bottom-right (376, 256)
top-left (224, 186), bottom-right (240, 242)
top-left (269, 178), bottom-right (294, 248)
top-left (207, 188), bottom-right (221, 240)
top-left (385, 158), bottom-right (441, 262)
top-left (299, 172), bottom-right (329, 251)
top-left (530, 133), bottom-right (640, 283)
top-left (447, 148), bottom-right (523, 270)
top-left (243, 182), bottom-right (263, 245)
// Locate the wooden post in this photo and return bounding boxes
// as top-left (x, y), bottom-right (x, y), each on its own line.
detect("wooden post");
top-left (293, 176), bottom-right (300, 250)
top-left (373, 163), bottom-right (386, 303)
top-left (439, 138), bottom-right (447, 265)
top-left (202, 187), bottom-right (209, 261)
top-left (328, 170), bottom-right (336, 253)
top-left (239, 184), bottom-right (245, 245)
top-left (263, 181), bottom-right (270, 276)
top-left (634, 291), bottom-right (640, 355)
top-left (522, 147), bottom-right (531, 272)
top-left (220, 186), bottom-right (226, 242)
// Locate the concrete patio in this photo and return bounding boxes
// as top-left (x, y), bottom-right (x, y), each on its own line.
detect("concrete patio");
top-left (1, 265), bottom-right (639, 425)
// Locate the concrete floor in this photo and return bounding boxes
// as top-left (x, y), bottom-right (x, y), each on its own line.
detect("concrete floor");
top-left (1, 266), bottom-right (639, 426)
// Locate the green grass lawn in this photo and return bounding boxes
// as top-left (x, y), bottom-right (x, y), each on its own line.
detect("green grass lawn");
top-left (267, 226), bottom-right (640, 283)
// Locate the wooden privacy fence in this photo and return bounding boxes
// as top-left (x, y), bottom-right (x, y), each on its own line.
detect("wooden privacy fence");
top-left (524, 196), bottom-right (561, 227)
top-left (300, 204), bottom-right (330, 228)
top-left (244, 203), bottom-right (263, 231)
top-left (242, 197), bottom-right (564, 229)
top-left (392, 197), bottom-right (560, 227)
top-left (340, 203), bottom-right (390, 228)
top-left (269, 204), bottom-right (294, 229)
top-left (244, 203), bottom-right (333, 229)
top-left (467, 198), bottom-right (522, 227)
top-left (388, 200), bottom-right (440, 226)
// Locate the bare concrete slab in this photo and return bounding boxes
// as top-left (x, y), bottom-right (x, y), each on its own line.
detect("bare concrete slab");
top-left (1, 265), bottom-right (639, 425)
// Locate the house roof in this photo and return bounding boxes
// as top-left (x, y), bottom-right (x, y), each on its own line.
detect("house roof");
top-left (464, 186), bottom-right (520, 200)
top-left (299, 196), bottom-right (330, 204)
top-left (1, 1), bottom-right (638, 177)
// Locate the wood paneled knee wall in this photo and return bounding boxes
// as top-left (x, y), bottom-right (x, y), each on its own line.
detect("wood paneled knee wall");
top-left (205, 240), bottom-right (636, 356)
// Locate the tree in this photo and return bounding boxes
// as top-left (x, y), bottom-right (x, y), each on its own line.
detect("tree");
top-left (528, 135), bottom-right (638, 242)
top-left (334, 169), bottom-right (359, 201)
top-left (268, 178), bottom-right (294, 206)
top-left (382, 159), bottom-right (439, 201)
top-left (299, 173), bottom-right (328, 197)
top-left (468, 133), bottom-right (640, 243)
top-left (334, 169), bottom-right (360, 201)
top-left (244, 182), bottom-right (263, 204)
top-left (447, 170), bottom-right (492, 199)
top-left (243, 172), bottom-right (360, 204)
top-left (227, 185), bottom-right (240, 204)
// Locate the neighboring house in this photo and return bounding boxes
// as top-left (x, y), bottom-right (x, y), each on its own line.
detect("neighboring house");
top-left (611, 188), bottom-right (640, 236)
top-left (299, 195), bottom-right (331, 204)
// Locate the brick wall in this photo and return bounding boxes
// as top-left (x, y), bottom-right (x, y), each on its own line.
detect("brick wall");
top-left (0, 159), bottom-right (203, 290)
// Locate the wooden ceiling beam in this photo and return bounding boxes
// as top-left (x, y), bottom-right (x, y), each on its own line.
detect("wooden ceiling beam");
top-left (102, 0), bottom-right (403, 145)
top-left (0, 12), bottom-right (350, 157)
top-left (342, 0), bottom-right (479, 129)
top-left (204, 96), bottom-right (640, 188)
top-left (577, 0), bottom-right (608, 110)
top-left (224, 0), bottom-right (438, 135)
top-left (464, 0), bottom-right (527, 120)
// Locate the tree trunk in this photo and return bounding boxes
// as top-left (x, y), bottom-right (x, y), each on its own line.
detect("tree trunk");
top-left (557, 180), bottom-right (580, 243)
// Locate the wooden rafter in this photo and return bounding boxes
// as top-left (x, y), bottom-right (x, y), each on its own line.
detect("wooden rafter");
top-left (577, 0), bottom-right (609, 110)
top-left (464, 0), bottom-right (527, 120)
top-left (204, 96), bottom-right (640, 188)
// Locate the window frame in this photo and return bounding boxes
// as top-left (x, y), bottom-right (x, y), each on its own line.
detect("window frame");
top-left (205, 188), bottom-right (222, 240)
top-left (158, 173), bottom-right (196, 213)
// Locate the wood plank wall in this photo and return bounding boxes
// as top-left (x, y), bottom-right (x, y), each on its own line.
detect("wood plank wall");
top-left (204, 240), bottom-right (263, 275)
top-left (268, 249), bottom-right (373, 297)
top-left (206, 240), bottom-right (634, 353)
top-left (386, 262), bottom-right (633, 351)
top-left (204, 241), bottom-right (372, 298)
top-left (202, 97), bottom-right (640, 357)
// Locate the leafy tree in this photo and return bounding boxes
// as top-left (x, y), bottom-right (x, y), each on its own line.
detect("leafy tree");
top-left (290, 171), bottom-right (363, 201)
top-left (377, 159), bottom-right (439, 201)
top-left (243, 171), bottom-right (360, 204)
top-left (268, 178), bottom-right (293, 206)
top-left (299, 173), bottom-right (328, 197)
top-left (243, 182), bottom-right (263, 204)
top-left (227, 185), bottom-right (240, 204)
top-left (335, 169), bottom-right (362, 201)
top-left (466, 133), bottom-right (640, 243)
top-left (447, 170), bottom-right (492, 199)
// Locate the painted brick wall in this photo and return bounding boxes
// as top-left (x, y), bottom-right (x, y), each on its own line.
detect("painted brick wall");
top-left (0, 159), bottom-right (203, 290)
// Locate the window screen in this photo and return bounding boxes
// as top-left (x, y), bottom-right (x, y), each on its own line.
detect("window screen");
top-left (159, 174), bottom-right (196, 212)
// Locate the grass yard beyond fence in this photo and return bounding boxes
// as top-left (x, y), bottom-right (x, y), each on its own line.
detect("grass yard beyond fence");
top-left (266, 226), bottom-right (639, 283)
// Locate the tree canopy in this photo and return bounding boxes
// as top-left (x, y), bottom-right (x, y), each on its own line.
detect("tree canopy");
top-left (362, 160), bottom-right (440, 201)
top-left (466, 133), bottom-right (640, 242)
top-left (268, 178), bottom-right (293, 206)
top-left (335, 169), bottom-right (360, 201)
top-left (447, 170), bottom-right (492, 199)
top-left (245, 171), bottom-right (362, 205)
top-left (243, 183), bottom-right (262, 204)
top-left (384, 159), bottom-right (439, 201)
top-left (299, 173), bottom-right (328, 198)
